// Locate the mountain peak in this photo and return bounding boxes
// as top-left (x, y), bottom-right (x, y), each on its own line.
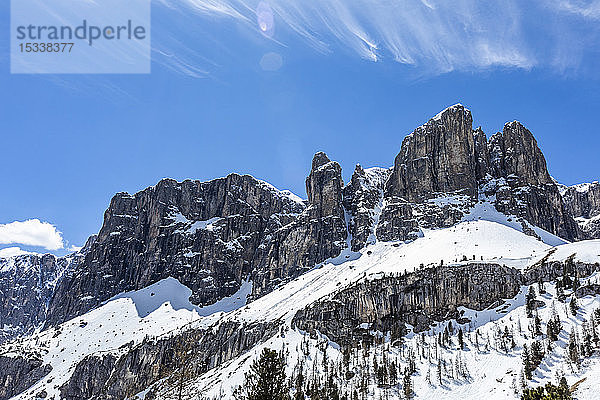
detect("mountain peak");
top-left (430, 103), bottom-right (470, 122)
top-left (311, 151), bottom-right (332, 170)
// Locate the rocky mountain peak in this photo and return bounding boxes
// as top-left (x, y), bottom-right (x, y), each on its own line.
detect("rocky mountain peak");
top-left (311, 151), bottom-right (332, 170)
top-left (306, 152), bottom-right (345, 220)
top-left (473, 126), bottom-right (490, 181)
top-left (429, 103), bottom-right (470, 124)
top-left (343, 164), bottom-right (390, 251)
top-left (0, 253), bottom-right (80, 344)
top-left (351, 163), bottom-right (366, 178)
top-left (489, 121), bottom-right (552, 186)
top-left (386, 103), bottom-right (477, 202)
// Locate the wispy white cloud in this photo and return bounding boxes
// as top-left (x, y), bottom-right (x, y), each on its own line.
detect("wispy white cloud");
top-left (151, 0), bottom-right (600, 76)
top-left (0, 219), bottom-right (64, 251)
top-left (553, 0), bottom-right (600, 19)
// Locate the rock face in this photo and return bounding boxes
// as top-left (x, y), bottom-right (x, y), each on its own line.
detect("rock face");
top-left (386, 104), bottom-right (478, 202)
top-left (293, 263), bottom-right (524, 345)
top-left (0, 254), bottom-right (79, 344)
top-left (58, 320), bottom-right (280, 400)
top-left (293, 259), bottom-right (600, 348)
top-left (483, 122), bottom-right (577, 239)
top-left (252, 152), bottom-right (348, 296)
top-left (46, 157), bottom-right (349, 326)
top-left (561, 181), bottom-right (600, 238)
top-left (488, 121), bottom-right (552, 185)
top-left (343, 165), bottom-right (390, 251)
top-left (377, 105), bottom-right (579, 242)
top-left (306, 152), bottom-right (345, 220)
top-left (473, 127), bottom-right (490, 181)
top-left (46, 174), bottom-right (306, 326)
top-left (0, 355), bottom-right (51, 400)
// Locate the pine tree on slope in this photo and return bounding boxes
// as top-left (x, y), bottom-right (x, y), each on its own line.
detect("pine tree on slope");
top-left (234, 348), bottom-right (290, 400)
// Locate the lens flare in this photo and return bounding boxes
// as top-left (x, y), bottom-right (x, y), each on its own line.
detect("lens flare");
top-left (260, 51), bottom-right (283, 71)
top-left (256, 1), bottom-right (274, 37)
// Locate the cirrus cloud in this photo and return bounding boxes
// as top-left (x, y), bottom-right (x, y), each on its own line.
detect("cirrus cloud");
top-left (0, 219), bottom-right (64, 251)
top-left (151, 0), bottom-right (600, 76)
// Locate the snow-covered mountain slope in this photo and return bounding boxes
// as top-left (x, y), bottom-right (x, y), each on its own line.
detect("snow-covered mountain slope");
top-left (535, 240), bottom-right (600, 264)
top-left (6, 277), bottom-right (252, 400)
top-left (3, 199), bottom-right (599, 400)
top-left (172, 277), bottom-right (600, 400)
top-left (224, 219), bottom-right (549, 326)
top-left (0, 253), bottom-right (79, 344)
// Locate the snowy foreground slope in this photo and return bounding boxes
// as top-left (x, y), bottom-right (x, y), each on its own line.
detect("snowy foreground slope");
top-left (4, 200), bottom-right (600, 400)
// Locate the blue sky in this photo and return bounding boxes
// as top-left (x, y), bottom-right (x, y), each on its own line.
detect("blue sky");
top-left (1, 0), bottom-right (599, 256)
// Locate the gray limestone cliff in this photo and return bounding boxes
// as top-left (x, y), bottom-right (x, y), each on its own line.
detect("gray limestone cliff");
top-left (0, 253), bottom-right (80, 344)
top-left (560, 181), bottom-right (600, 238)
top-left (46, 154), bottom-right (349, 327)
top-left (0, 354), bottom-right (51, 400)
top-left (377, 105), bottom-right (579, 242)
top-left (386, 104), bottom-right (478, 202)
top-left (343, 165), bottom-right (390, 251)
top-left (2, 103), bottom-right (592, 358)
top-left (292, 259), bottom-right (599, 349)
top-left (23, 258), bottom-right (598, 400)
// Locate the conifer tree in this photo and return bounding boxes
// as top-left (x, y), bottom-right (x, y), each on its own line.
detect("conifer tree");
top-left (526, 286), bottom-right (537, 317)
top-left (402, 369), bottom-right (414, 398)
top-left (591, 312), bottom-right (599, 346)
top-left (581, 320), bottom-right (593, 358)
top-left (567, 328), bottom-right (580, 369)
top-left (572, 272), bottom-right (580, 292)
top-left (530, 341), bottom-right (544, 370)
top-left (521, 380), bottom-right (572, 400)
top-left (294, 362), bottom-right (305, 400)
top-left (522, 344), bottom-right (532, 380)
top-left (389, 361), bottom-right (398, 385)
top-left (556, 285), bottom-right (566, 302)
top-left (538, 279), bottom-right (545, 294)
top-left (547, 305), bottom-right (562, 342)
top-left (534, 312), bottom-right (543, 337)
top-left (569, 297), bottom-right (578, 316)
top-left (234, 348), bottom-right (290, 400)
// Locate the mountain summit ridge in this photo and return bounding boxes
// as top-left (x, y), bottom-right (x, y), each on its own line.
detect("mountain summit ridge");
top-left (2, 105), bottom-right (597, 343)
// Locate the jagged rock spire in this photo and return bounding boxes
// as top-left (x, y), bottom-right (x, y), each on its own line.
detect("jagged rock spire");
top-left (306, 152), bottom-right (345, 220)
top-left (489, 121), bottom-right (552, 186)
top-left (386, 103), bottom-right (477, 202)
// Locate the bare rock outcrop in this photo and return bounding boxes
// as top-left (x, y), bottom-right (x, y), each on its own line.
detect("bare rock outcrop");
top-left (378, 105), bottom-right (579, 242)
top-left (0, 254), bottom-right (79, 344)
top-left (343, 165), bottom-right (390, 251)
top-left (386, 104), bottom-right (478, 202)
top-left (0, 355), bottom-right (51, 400)
top-left (293, 263), bottom-right (523, 345)
top-left (561, 181), bottom-right (600, 238)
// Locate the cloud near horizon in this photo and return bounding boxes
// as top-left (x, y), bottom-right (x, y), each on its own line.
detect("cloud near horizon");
top-left (0, 219), bottom-right (64, 251)
top-left (0, 246), bottom-right (35, 259)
